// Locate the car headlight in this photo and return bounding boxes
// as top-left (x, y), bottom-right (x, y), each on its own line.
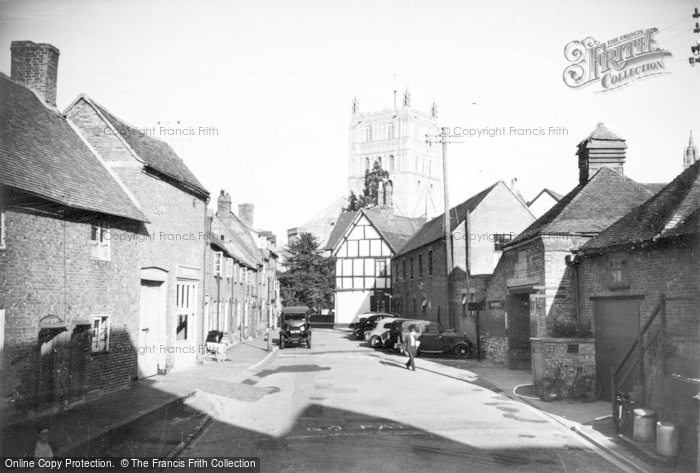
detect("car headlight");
top-left (300, 326), bottom-right (306, 332)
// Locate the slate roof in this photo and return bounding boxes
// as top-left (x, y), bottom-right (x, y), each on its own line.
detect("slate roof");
top-left (580, 160), bottom-right (700, 252)
top-left (508, 167), bottom-right (656, 246)
top-left (80, 96), bottom-right (208, 197)
top-left (325, 212), bottom-right (358, 251)
top-left (325, 208), bottom-right (424, 254)
top-left (209, 214), bottom-right (258, 268)
top-left (0, 73), bottom-right (148, 222)
top-left (394, 181), bottom-right (500, 257)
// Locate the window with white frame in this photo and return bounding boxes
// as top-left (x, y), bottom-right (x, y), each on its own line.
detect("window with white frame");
top-left (213, 251), bottom-right (223, 276)
top-left (90, 225), bottom-right (110, 260)
top-left (226, 257), bottom-right (233, 278)
top-left (92, 315), bottom-right (110, 352)
top-left (176, 282), bottom-right (196, 341)
top-left (0, 212), bottom-right (5, 249)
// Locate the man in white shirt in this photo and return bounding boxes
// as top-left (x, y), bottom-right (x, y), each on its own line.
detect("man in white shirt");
top-left (404, 326), bottom-right (420, 371)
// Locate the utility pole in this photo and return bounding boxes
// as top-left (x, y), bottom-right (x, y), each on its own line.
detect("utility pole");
top-left (426, 127), bottom-right (463, 330)
top-left (690, 8), bottom-right (700, 66)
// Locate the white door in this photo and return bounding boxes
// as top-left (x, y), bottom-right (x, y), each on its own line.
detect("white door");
top-left (139, 281), bottom-right (161, 378)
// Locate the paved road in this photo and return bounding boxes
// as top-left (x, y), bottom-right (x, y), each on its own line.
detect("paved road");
top-left (171, 329), bottom-right (625, 473)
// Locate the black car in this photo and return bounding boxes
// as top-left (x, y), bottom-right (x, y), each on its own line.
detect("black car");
top-left (279, 306), bottom-right (312, 349)
top-left (417, 323), bottom-right (473, 358)
top-left (353, 313), bottom-right (393, 340)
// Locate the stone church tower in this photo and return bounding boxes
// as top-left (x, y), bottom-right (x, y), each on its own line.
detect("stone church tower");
top-left (348, 91), bottom-right (444, 219)
top-left (683, 131), bottom-right (698, 170)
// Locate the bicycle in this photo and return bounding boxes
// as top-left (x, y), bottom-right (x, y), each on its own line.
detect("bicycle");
top-left (540, 363), bottom-right (602, 402)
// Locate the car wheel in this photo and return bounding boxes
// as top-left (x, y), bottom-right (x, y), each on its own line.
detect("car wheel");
top-left (370, 336), bottom-right (381, 349)
top-left (307, 338), bottom-right (312, 349)
top-left (280, 338), bottom-right (285, 350)
top-left (454, 344), bottom-right (471, 358)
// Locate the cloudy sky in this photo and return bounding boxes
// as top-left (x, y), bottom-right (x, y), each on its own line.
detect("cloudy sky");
top-left (1, 0), bottom-right (699, 243)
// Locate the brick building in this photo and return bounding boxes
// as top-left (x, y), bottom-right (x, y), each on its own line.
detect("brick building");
top-left (0, 42), bottom-right (149, 420)
top-left (326, 191), bottom-right (424, 327)
top-left (204, 203), bottom-right (258, 344)
top-left (214, 193), bottom-right (279, 339)
top-left (480, 123), bottom-right (663, 371)
top-left (574, 160), bottom-right (699, 465)
top-left (65, 94), bottom-right (209, 376)
top-left (392, 181), bottom-right (535, 338)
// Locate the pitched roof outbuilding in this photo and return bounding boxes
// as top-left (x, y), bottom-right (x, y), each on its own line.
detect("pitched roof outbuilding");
top-left (0, 73), bottom-right (148, 222)
top-left (508, 167), bottom-right (656, 246)
top-left (580, 160), bottom-right (700, 252)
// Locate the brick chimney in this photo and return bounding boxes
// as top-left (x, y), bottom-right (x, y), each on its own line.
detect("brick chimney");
top-left (576, 122), bottom-right (627, 185)
top-left (216, 190), bottom-right (232, 228)
top-left (238, 203), bottom-right (254, 229)
top-left (11, 41), bottom-right (60, 106)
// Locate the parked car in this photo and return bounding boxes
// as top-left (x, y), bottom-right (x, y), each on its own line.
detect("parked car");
top-left (400, 321), bottom-right (473, 358)
top-left (353, 313), bottom-right (392, 340)
top-left (389, 319), bottom-right (430, 352)
top-left (367, 317), bottom-right (406, 348)
top-left (279, 306), bottom-right (312, 349)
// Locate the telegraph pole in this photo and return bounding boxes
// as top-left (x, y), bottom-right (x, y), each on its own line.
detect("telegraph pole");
top-left (426, 127), bottom-right (463, 329)
top-left (689, 8), bottom-right (700, 66)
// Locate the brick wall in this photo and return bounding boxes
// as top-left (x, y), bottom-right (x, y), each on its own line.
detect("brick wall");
top-left (67, 101), bottom-right (207, 372)
top-left (578, 241), bottom-right (699, 462)
top-left (0, 207), bottom-right (141, 419)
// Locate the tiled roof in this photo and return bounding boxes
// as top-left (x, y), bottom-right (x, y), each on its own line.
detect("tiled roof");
top-left (0, 73), bottom-right (148, 222)
top-left (325, 208), bottom-right (424, 254)
top-left (210, 216), bottom-right (258, 268)
top-left (508, 167), bottom-right (656, 246)
top-left (325, 211), bottom-right (358, 251)
top-left (394, 181), bottom-right (500, 257)
top-left (86, 97), bottom-right (208, 197)
top-left (363, 208), bottom-right (425, 253)
top-left (580, 160), bottom-right (700, 252)
top-left (580, 122), bottom-right (625, 143)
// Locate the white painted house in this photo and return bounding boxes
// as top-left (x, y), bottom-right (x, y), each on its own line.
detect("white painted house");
top-left (325, 205), bottom-right (423, 327)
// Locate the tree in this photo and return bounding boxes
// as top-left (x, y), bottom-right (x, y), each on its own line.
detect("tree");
top-left (346, 161), bottom-right (390, 211)
top-left (278, 233), bottom-right (335, 311)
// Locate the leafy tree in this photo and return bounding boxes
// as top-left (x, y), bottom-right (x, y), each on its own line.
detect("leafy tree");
top-left (346, 161), bottom-right (390, 211)
top-left (278, 233), bottom-right (335, 311)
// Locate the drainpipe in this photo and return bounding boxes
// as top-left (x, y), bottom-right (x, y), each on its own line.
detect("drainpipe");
top-left (565, 254), bottom-right (581, 320)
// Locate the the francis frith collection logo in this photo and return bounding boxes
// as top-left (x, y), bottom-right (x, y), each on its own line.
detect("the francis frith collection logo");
top-left (563, 28), bottom-right (672, 92)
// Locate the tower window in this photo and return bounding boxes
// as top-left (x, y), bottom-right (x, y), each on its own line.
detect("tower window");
top-left (377, 156), bottom-right (382, 168)
top-left (365, 126), bottom-right (373, 142)
top-left (389, 155), bottom-right (395, 171)
top-left (388, 123), bottom-right (395, 139)
top-left (428, 250), bottom-right (433, 276)
top-left (365, 157), bottom-right (370, 172)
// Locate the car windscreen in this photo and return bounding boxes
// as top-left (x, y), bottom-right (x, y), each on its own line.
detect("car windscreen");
top-left (282, 315), bottom-right (307, 321)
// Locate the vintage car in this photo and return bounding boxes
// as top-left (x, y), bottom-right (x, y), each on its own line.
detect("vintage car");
top-left (353, 312), bottom-right (393, 340)
top-left (367, 317), bottom-right (407, 348)
top-left (400, 321), bottom-right (473, 358)
top-left (279, 306), bottom-right (312, 349)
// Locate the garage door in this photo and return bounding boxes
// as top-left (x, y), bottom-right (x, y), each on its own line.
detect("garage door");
top-left (593, 299), bottom-right (640, 401)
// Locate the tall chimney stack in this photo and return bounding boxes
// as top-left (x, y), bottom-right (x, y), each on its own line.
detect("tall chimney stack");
top-left (11, 41), bottom-right (60, 107)
top-left (238, 203), bottom-right (254, 229)
top-left (576, 122), bottom-right (627, 185)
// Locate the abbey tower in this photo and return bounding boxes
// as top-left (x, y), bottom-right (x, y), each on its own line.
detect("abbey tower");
top-left (348, 91), bottom-right (444, 219)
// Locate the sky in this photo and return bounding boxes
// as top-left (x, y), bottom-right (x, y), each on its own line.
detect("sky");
top-left (1, 0), bottom-right (699, 245)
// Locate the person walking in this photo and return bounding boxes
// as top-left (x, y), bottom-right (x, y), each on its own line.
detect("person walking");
top-left (405, 326), bottom-right (420, 371)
